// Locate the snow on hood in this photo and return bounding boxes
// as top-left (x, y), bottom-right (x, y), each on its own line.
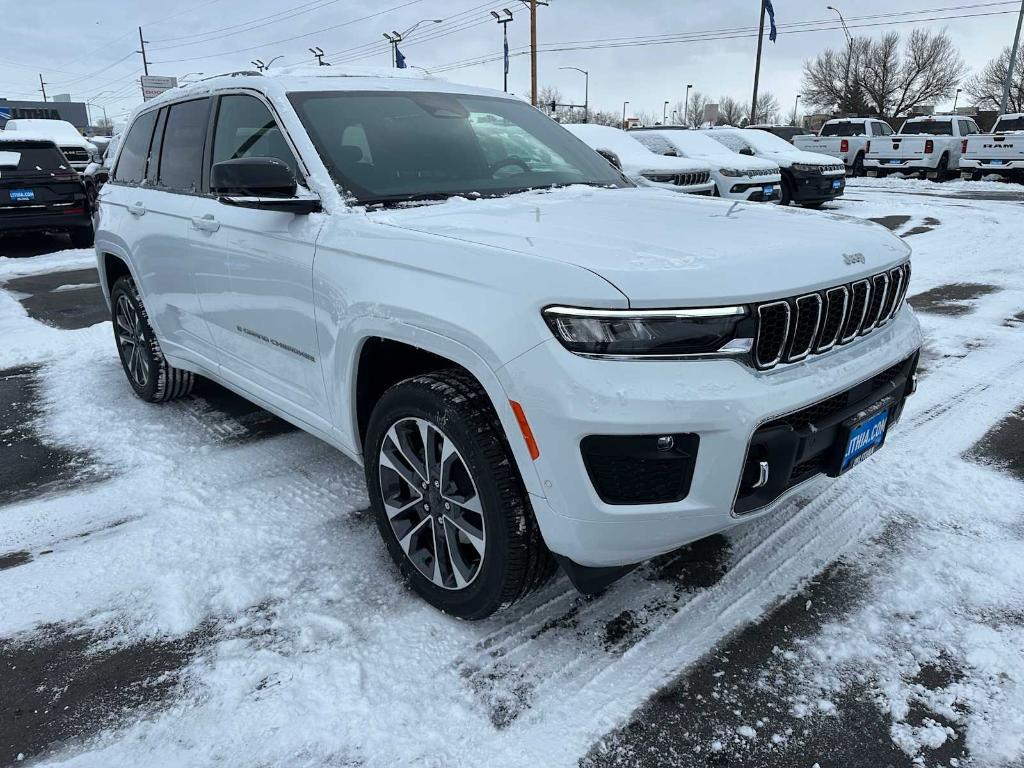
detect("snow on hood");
top-left (370, 187), bottom-right (909, 307)
top-left (2, 119), bottom-right (95, 150)
top-left (564, 124), bottom-right (709, 175)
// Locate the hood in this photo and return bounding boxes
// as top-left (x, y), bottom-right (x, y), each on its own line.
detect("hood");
top-left (623, 153), bottom-right (710, 176)
top-left (371, 187), bottom-right (909, 307)
top-left (700, 153), bottom-right (779, 172)
top-left (760, 147), bottom-right (844, 167)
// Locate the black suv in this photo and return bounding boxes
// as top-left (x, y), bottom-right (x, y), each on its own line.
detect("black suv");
top-left (0, 138), bottom-right (94, 247)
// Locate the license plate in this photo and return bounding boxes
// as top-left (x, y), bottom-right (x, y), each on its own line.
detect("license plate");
top-left (840, 407), bottom-right (890, 473)
top-left (889, 159), bottom-right (901, 165)
top-left (832, 179), bottom-right (842, 189)
top-left (990, 159), bottom-right (1005, 165)
top-left (10, 188), bottom-right (34, 202)
top-left (763, 185), bottom-right (774, 196)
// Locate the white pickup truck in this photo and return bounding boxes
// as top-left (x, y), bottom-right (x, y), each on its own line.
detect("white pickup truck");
top-left (960, 113), bottom-right (1024, 181)
top-left (793, 118), bottom-right (894, 176)
top-left (864, 115), bottom-right (982, 179)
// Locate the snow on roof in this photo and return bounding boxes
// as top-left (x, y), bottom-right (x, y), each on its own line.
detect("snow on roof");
top-left (3, 118), bottom-right (83, 140)
top-left (563, 123), bottom-right (707, 173)
top-left (0, 130), bottom-right (59, 145)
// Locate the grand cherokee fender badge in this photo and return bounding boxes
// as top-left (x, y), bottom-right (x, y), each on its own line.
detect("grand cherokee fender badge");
top-left (843, 252), bottom-right (866, 266)
top-left (236, 326), bottom-right (316, 362)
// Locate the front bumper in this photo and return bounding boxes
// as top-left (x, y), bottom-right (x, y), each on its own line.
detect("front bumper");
top-left (788, 170), bottom-right (845, 202)
top-left (722, 179), bottom-right (782, 202)
top-left (865, 157), bottom-right (936, 175)
top-left (502, 306), bottom-right (922, 567)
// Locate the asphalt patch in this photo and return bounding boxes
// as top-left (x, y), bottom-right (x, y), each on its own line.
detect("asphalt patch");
top-left (908, 283), bottom-right (1000, 316)
top-left (581, 560), bottom-right (969, 768)
top-left (902, 217), bottom-right (941, 237)
top-left (868, 215), bottom-right (911, 231)
top-left (2, 268), bottom-right (107, 330)
top-left (0, 551), bottom-right (32, 571)
top-left (964, 403), bottom-right (1024, 482)
top-left (0, 622), bottom-right (207, 765)
top-left (0, 365), bottom-right (103, 507)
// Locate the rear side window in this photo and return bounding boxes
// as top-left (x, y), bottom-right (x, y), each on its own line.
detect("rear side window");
top-left (113, 110), bottom-right (158, 184)
top-left (157, 98), bottom-right (211, 193)
top-left (821, 122), bottom-right (866, 137)
top-left (874, 122), bottom-right (893, 136)
top-left (212, 95), bottom-right (299, 178)
top-left (0, 141), bottom-right (68, 171)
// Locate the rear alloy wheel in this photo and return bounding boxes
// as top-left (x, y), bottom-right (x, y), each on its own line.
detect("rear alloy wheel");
top-left (110, 275), bottom-right (194, 403)
top-left (365, 370), bottom-right (555, 619)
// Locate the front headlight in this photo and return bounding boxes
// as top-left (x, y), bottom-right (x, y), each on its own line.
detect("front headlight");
top-left (790, 163), bottom-right (822, 173)
top-left (719, 168), bottom-right (744, 177)
top-left (542, 306), bottom-right (753, 358)
top-left (88, 147), bottom-right (101, 162)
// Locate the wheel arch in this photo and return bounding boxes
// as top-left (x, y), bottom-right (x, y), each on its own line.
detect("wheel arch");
top-left (97, 247), bottom-right (138, 309)
top-left (348, 331), bottom-right (543, 497)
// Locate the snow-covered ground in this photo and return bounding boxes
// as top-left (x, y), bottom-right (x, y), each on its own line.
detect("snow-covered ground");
top-left (1, 182), bottom-right (1023, 767)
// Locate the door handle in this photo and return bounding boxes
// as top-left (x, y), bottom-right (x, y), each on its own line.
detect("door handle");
top-left (191, 214), bottom-right (221, 233)
top-left (128, 202), bottom-right (146, 217)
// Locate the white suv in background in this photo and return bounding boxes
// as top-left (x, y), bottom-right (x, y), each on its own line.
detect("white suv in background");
top-left (95, 68), bottom-right (922, 619)
top-left (562, 123), bottom-right (715, 195)
top-left (629, 127), bottom-right (782, 202)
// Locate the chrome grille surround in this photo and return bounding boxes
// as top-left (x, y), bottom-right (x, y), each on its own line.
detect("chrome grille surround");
top-left (752, 263), bottom-right (911, 371)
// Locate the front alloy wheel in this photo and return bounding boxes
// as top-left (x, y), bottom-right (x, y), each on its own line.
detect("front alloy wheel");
top-left (379, 417), bottom-right (487, 590)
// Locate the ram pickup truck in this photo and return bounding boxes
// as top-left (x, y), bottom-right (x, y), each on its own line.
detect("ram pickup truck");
top-left (865, 115), bottom-right (982, 179)
top-left (2, 119), bottom-right (99, 173)
top-left (793, 118), bottom-right (894, 175)
top-left (960, 113), bottom-right (1024, 180)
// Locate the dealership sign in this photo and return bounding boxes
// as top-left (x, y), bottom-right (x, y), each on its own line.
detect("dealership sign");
top-left (140, 75), bottom-right (178, 101)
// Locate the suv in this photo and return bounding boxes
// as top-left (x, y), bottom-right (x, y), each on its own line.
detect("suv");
top-left (0, 134), bottom-right (93, 246)
top-left (95, 69), bottom-right (923, 619)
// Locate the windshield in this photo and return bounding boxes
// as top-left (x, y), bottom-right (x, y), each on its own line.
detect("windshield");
top-left (735, 129), bottom-right (794, 153)
top-left (821, 122), bottom-right (867, 137)
top-left (0, 141), bottom-right (69, 171)
top-left (994, 116), bottom-right (1024, 132)
top-left (901, 120), bottom-right (954, 136)
top-left (288, 91), bottom-right (627, 205)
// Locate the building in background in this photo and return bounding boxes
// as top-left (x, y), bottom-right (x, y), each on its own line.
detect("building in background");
top-left (0, 99), bottom-right (89, 131)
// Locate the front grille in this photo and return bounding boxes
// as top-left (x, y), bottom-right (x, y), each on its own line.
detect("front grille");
top-left (645, 171), bottom-right (711, 187)
top-left (752, 263), bottom-right (911, 371)
top-left (60, 146), bottom-right (89, 163)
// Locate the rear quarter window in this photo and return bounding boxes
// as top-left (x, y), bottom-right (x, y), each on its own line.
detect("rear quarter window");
top-left (113, 110), bottom-right (158, 185)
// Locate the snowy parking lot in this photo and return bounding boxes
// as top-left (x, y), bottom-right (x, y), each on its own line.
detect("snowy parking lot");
top-left (2, 179), bottom-right (1024, 767)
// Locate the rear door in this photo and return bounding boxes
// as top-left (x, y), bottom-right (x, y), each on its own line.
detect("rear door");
top-left (131, 98), bottom-right (218, 365)
top-left (188, 91), bottom-right (330, 427)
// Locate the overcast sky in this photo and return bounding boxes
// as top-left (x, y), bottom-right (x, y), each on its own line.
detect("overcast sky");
top-left (0, 0), bottom-right (1019, 126)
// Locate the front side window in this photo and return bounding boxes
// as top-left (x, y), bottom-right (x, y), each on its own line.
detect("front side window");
top-left (288, 90), bottom-right (626, 205)
top-left (113, 110), bottom-right (158, 184)
top-left (157, 98), bottom-right (211, 193)
top-left (212, 94), bottom-right (300, 178)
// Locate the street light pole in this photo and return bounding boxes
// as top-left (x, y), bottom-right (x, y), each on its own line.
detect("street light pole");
top-left (559, 66), bottom-right (588, 122)
top-left (827, 6), bottom-right (853, 113)
top-left (663, 101), bottom-right (669, 125)
top-left (622, 101), bottom-right (629, 130)
top-left (953, 88), bottom-right (962, 111)
top-left (683, 83), bottom-right (693, 125)
top-left (793, 94), bottom-right (801, 126)
top-left (1001, 0), bottom-right (1024, 114)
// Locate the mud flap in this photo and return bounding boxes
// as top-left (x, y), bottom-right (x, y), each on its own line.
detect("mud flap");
top-left (553, 553), bottom-right (638, 596)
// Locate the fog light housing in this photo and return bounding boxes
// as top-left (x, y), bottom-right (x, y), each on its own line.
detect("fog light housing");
top-left (581, 433), bottom-right (699, 505)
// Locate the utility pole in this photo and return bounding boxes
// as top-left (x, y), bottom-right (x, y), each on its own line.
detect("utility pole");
top-left (382, 33), bottom-right (401, 68)
top-left (559, 66), bottom-right (588, 122)
top-left (138, 27), bottom-right (150, 76)
top-left (519, 0), bottom-right (548, 106)
top-left (492, 10), bottom-right (514, 93)
top-left (750, 0), bottom-right (766, 126)
top-left (1001, 0), bottom-right (1024, 114)
top-left (828, 6), bottom-right (853, 113)
top-left (38, 74), bottom-right (48, 102)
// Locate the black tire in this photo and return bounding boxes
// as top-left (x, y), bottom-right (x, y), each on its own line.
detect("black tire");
top-left (110, 275), bottom-right (194, 403)
top-left (365, 369), bottom-right (555, 619)
top-left (934, 153), bottom-right (949, 181)
top-left (851, 152), bottom-right (865, 177)
top-left (801, 201), bottom-right (825, 209)
top-left (69, 227), bottom-right (94, 248)
top-left (779, 174), bottom-right (794, 206)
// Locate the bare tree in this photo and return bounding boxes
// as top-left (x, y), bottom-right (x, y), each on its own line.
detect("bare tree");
top-left (589, 109), bottom-right (625, 128)
top-left (682, 91), bottom-right (710, 127)
top-left (802, 29), bottom-right (965, 119)
top-left (751, 91), bottom-right (781, 124)
top-left (716, 96), bottom-right (747, 126)
top-left (965, 45), bottom-right (1024, 113)
top-left (538, 85), bottom-right (578, 122)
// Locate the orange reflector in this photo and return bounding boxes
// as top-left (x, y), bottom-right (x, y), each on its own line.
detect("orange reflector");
top-left (509, 400), bottom-right (540, 460)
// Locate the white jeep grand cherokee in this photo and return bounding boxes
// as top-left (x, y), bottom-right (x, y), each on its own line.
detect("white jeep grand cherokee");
top-left (95, 68), bottom-right (922, 619)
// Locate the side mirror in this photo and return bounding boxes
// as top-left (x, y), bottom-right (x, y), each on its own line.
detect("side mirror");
top-left (595, 149), bottom-right (622, 171)
top-left (211, 157), bottom-right (321, 214)
top-left (739, 147), bottom-right (755, 156)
